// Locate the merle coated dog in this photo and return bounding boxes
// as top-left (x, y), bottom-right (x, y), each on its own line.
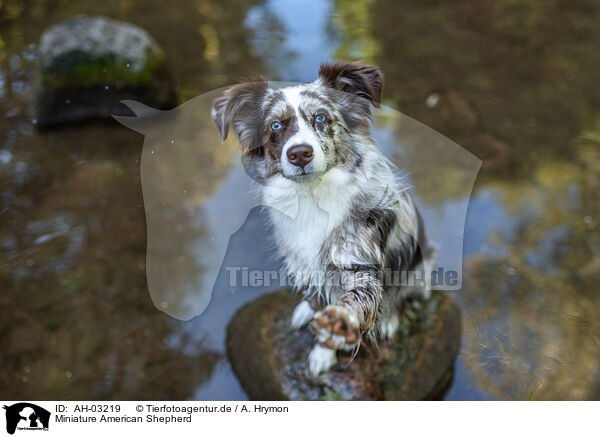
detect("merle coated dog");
top-left (212, 62), bottom-right (434, 374)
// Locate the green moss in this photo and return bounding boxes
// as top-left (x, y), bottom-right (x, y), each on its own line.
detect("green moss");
top-left (39, 48), bottom-right (165, 88)
top-left (320, 389), bottom-right (346, 401)
top-left (44, 320), bottom-right (60, 331)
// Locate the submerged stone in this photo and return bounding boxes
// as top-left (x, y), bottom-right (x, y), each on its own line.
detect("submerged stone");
top-left (226, 290), bottom-right (461, 400)
top-left (35, 16), bottom-right (176, 127)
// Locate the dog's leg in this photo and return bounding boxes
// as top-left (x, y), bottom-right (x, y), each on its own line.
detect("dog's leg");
top-left (309, 269), bottom-right (382, 374)
top-left (290, 300), bottom-right (315, 329)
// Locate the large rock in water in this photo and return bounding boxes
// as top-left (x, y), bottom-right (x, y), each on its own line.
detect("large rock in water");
top-left (227, 290), bottom-right (461, 400)
top-left (35, 16), bottom-right (176, 127)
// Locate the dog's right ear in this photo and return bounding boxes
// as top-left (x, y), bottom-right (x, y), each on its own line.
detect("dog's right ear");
top-left (318, 62), bottom-right (382, 105)
top-left (211, 77), bottom-right (267, 147)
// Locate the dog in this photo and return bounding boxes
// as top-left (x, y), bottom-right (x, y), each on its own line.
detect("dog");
top-left (211, 62), bottom-right (435, 375)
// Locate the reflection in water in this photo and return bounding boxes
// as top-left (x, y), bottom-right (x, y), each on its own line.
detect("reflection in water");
top-left (0, 125), bottom-right (220, 399)
top-left (1, 0), bottom-right (599, 400)
top-left (462, 128), bottom-right (600, 400)
top-left (246, 0), bottom-right (338, 82)
top-left (336, 0), bottom-right (600, 176)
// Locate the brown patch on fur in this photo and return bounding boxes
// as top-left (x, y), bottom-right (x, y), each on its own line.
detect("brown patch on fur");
top-left (318, 62), bottom-right (383, 104)
top-left (265, 112), bottom-right (298, 163)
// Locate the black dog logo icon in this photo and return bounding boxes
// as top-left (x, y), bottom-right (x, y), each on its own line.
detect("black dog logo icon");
top-left (3, 403), bottom-right (50, 434)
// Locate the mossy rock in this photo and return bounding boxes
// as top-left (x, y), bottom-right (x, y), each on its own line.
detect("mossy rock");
top-left (226, 290), bottom-right (461, 400)
top-left (35, 16), bottom-right (176, 127)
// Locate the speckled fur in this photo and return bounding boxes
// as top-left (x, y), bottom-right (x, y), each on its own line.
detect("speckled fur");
top-left (212, 62), bottom-right (434, 374)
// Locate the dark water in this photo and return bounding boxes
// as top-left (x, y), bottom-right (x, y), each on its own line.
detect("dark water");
top-left (1, 0), bottom-right (599, 400)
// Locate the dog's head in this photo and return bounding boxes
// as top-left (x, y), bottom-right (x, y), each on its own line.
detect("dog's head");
top-left (211, 62), bottom-right (382, 183)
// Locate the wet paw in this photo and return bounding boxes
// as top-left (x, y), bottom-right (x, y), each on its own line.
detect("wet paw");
top-left (311, 305), bottom-right (360, 350)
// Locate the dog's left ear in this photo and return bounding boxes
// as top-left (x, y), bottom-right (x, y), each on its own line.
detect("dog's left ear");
top-left (318, 62), bottom-right (383, 106)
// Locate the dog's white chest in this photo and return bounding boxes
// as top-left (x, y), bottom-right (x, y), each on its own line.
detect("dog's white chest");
top-left (263, 168), bottom-right (359, 276)
top-left (273, 195), bottom-right (331, 262)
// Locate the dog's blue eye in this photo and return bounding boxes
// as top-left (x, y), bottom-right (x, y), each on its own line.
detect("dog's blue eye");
top-left (315, 114), bottom-right (327, 123)
top-left (271, 121), bottom-right (282, 130)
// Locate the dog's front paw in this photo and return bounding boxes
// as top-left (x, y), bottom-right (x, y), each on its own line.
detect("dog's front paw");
top-left (311, 305), bottom-right (360, 350)
top-left (308, 344), bottom-right (338, 376)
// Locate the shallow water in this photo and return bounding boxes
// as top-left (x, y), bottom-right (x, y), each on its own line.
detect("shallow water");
top-left (1, 0), bottom-right (599, 400)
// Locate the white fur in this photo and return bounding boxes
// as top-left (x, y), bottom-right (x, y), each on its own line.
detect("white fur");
top-left (262, 167), bottom-right (362, 300)
top-left (379, 313), bottom-right (400, 340)
top-left (290, 300), bottom-right (315, 328)
top-left (308, 343), bottom-right (337, 376)
top-left (280, 86), bottom-right (327, 177)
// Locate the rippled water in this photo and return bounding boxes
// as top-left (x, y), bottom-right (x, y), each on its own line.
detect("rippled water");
top-left (1, 0), bottom-right (599, 400)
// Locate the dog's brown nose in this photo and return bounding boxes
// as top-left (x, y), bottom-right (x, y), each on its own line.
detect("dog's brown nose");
top-left (287, 144), bottom-right (314, 168)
